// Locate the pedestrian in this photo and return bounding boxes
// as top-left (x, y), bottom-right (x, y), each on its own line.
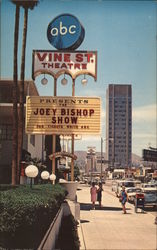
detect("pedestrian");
top-left (90, 182), bottom-right (97, 209)
top-left (97, 182), bottom-right (103, 208)
top-left (119, 186), bottom-right (128, 214)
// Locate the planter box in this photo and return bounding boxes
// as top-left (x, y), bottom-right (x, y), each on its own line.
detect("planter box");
top-left (59, 181), bottom-right (78, 201)
top-left (38, 201), bottom-right (80, 250)
top-left (38, 205), bottom-right (64, 250)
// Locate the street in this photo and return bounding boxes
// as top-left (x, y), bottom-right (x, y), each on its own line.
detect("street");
top-left (77, 182), bottom-right (157, 250)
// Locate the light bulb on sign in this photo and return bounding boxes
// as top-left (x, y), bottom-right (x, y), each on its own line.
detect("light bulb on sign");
top-left (41, 74), bottom-right (48, 85)
top-left (61, 74), bottom-right (68, 85)
top-left (81, 75), bottom-right (88, 85)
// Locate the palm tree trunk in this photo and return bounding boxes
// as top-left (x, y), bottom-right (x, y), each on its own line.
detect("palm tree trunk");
top-left (17, 7), bottom-right (28, 184)
top-left (12, 4), bottom-right (20, 185)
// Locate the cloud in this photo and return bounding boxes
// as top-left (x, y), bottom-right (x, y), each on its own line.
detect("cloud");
top-left (132, 132), bottom-right (156, 142)
top-left (132, 105), bottom-right (156, 155)
top-left (80, 136), bottom-right (101, 142)
top-left (133, 104), bottom-right (156, 123)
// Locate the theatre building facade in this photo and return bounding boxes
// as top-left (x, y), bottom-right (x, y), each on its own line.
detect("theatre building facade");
top-left (0, 79), bottom-right (43, 183)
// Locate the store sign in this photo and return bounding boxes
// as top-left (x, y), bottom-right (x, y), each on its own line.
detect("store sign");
top-left (32, 50), bottom-right (97, 80)
top-left (26, 96), bottom-right (101, 135)
top-left (47, 14), bottom-right (85, 50)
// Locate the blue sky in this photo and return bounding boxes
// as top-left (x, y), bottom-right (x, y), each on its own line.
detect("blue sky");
top-left (1, 0), bottom-right (156, 157)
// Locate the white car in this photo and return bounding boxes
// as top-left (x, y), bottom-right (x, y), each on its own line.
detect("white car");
top-left (141, 183), bottom-right (156, 190)
top-left (126, 187), bottom-right (142, 203)
top-left (116, 180), bottom-right (135, 197)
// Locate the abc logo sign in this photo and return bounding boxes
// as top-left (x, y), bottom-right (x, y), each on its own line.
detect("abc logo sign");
top-left (47, 14), bottom-right (85, 50)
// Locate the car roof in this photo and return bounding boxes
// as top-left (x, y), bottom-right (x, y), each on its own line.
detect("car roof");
top-left (143, 187), bottom-right (157, 191)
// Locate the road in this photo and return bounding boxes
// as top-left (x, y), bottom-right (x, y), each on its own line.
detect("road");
top-left (105, 180), bottom-right (157, 217)
top-left (77, 182), bottom-right (157, 250)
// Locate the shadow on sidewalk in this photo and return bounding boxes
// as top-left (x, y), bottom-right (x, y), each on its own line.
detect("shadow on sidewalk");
top-left (80, 203), bottom-right (131, 212)
top-left (80, 219), bottom-right (90, 224)
top-left (80, 203), bottom-right (91, 210)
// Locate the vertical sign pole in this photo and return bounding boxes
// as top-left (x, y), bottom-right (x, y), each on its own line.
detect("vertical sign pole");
top-left (52, 78), bottom-right (57, 183)
top-left (100, 137), bottom-right (103, 183)
top-left (71, 78), bottom-right (75, 181)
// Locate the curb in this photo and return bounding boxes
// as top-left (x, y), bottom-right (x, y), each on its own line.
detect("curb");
top-left (78, 220), bottom-right (86, 250)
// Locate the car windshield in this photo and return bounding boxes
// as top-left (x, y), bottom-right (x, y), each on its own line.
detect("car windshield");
top-left (124, 182), bottom-right (135, 187)
top-left (136, 188), bottom-right (142, 192)
top-left (127, 188), bottom-right (136, 193)
top-left (143, 184), bottom-right (155, 188)
top-left (144, 190), bottom-right (157, 194)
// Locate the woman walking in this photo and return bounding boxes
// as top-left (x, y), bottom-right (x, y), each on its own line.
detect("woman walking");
top-left (90, 182), bottom-right (97, 209)
top-left (120, 186), bottom-right (128, 214)
top-left (97, 182), bottom-right (103, 208)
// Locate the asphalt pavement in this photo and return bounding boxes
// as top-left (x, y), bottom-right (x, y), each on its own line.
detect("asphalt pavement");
top-left (77, 182), bottom-right (157, 250)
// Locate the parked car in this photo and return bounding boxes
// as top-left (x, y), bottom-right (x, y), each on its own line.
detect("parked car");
top-left (116, 180), bottom-right (135, 197)
top-left (141, 183), bottom-right (156, 190)
top-left (126, 187), bottom-right (142, 203)
top-left (143, 188), bottom-right (157, 207)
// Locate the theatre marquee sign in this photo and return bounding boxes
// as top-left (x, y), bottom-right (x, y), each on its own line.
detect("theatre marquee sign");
top-left (26, 96), bottom-right (101, 135)
top-left (32, 50), bottom-right (97, 80)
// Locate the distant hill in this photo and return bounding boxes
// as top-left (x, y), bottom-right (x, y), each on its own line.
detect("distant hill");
top-left (132, 153), bottom-right (142, 163)
top-left (75, 150), bottom-right (142, 169)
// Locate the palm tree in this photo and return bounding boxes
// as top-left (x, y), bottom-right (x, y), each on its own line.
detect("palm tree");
top-left (11, 0), bottom-right (20, 185)
top-left (17, 0), bottom-right (38, 183)
top-left (11, 0), bottom-right (38, 184)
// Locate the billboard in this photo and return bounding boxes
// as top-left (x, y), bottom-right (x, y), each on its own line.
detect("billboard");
top-left (143, 149), bottom-right (157, 162)
top-left (32, 50), bottom-right (97, 81)
top-left (26, 96), bottom-right (101, 135)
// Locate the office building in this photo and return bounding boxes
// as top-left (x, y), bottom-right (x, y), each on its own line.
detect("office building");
top-left (106, 84), bottom-right (132, 168)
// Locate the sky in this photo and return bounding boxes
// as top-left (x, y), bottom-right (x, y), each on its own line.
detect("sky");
top-left (1, 0), bottom-right (156, 157)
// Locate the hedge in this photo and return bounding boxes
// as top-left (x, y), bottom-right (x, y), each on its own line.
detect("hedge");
top-left (0, 184), bottom-right (66, 249)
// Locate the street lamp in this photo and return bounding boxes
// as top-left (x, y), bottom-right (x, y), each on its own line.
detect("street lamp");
top-left (25, 165), bottom-right (38, 188)
top-left (41, 171), bottom-right (50, 180)
top-left (49, 173), bottom-right (56, 185)
top-left (100, 137), bottom-right (114, 183)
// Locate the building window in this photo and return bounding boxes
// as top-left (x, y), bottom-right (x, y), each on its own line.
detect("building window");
top-left (30, 134), bottom-right (35, 147)
top-left (0, 124), bottom-right (12, 140)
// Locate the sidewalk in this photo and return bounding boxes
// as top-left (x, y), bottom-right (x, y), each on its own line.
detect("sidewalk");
top-left (77, 184), bottom-right (157, 250)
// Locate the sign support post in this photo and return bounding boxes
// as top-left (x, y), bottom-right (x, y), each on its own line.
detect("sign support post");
top-left (52, 77), bottom-right (57, 182)
top-left (71, 78), bottom-right (75, 181)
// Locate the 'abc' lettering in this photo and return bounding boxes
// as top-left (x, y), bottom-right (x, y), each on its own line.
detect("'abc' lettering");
top-left (51, 22), bottom-right (76, 36)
